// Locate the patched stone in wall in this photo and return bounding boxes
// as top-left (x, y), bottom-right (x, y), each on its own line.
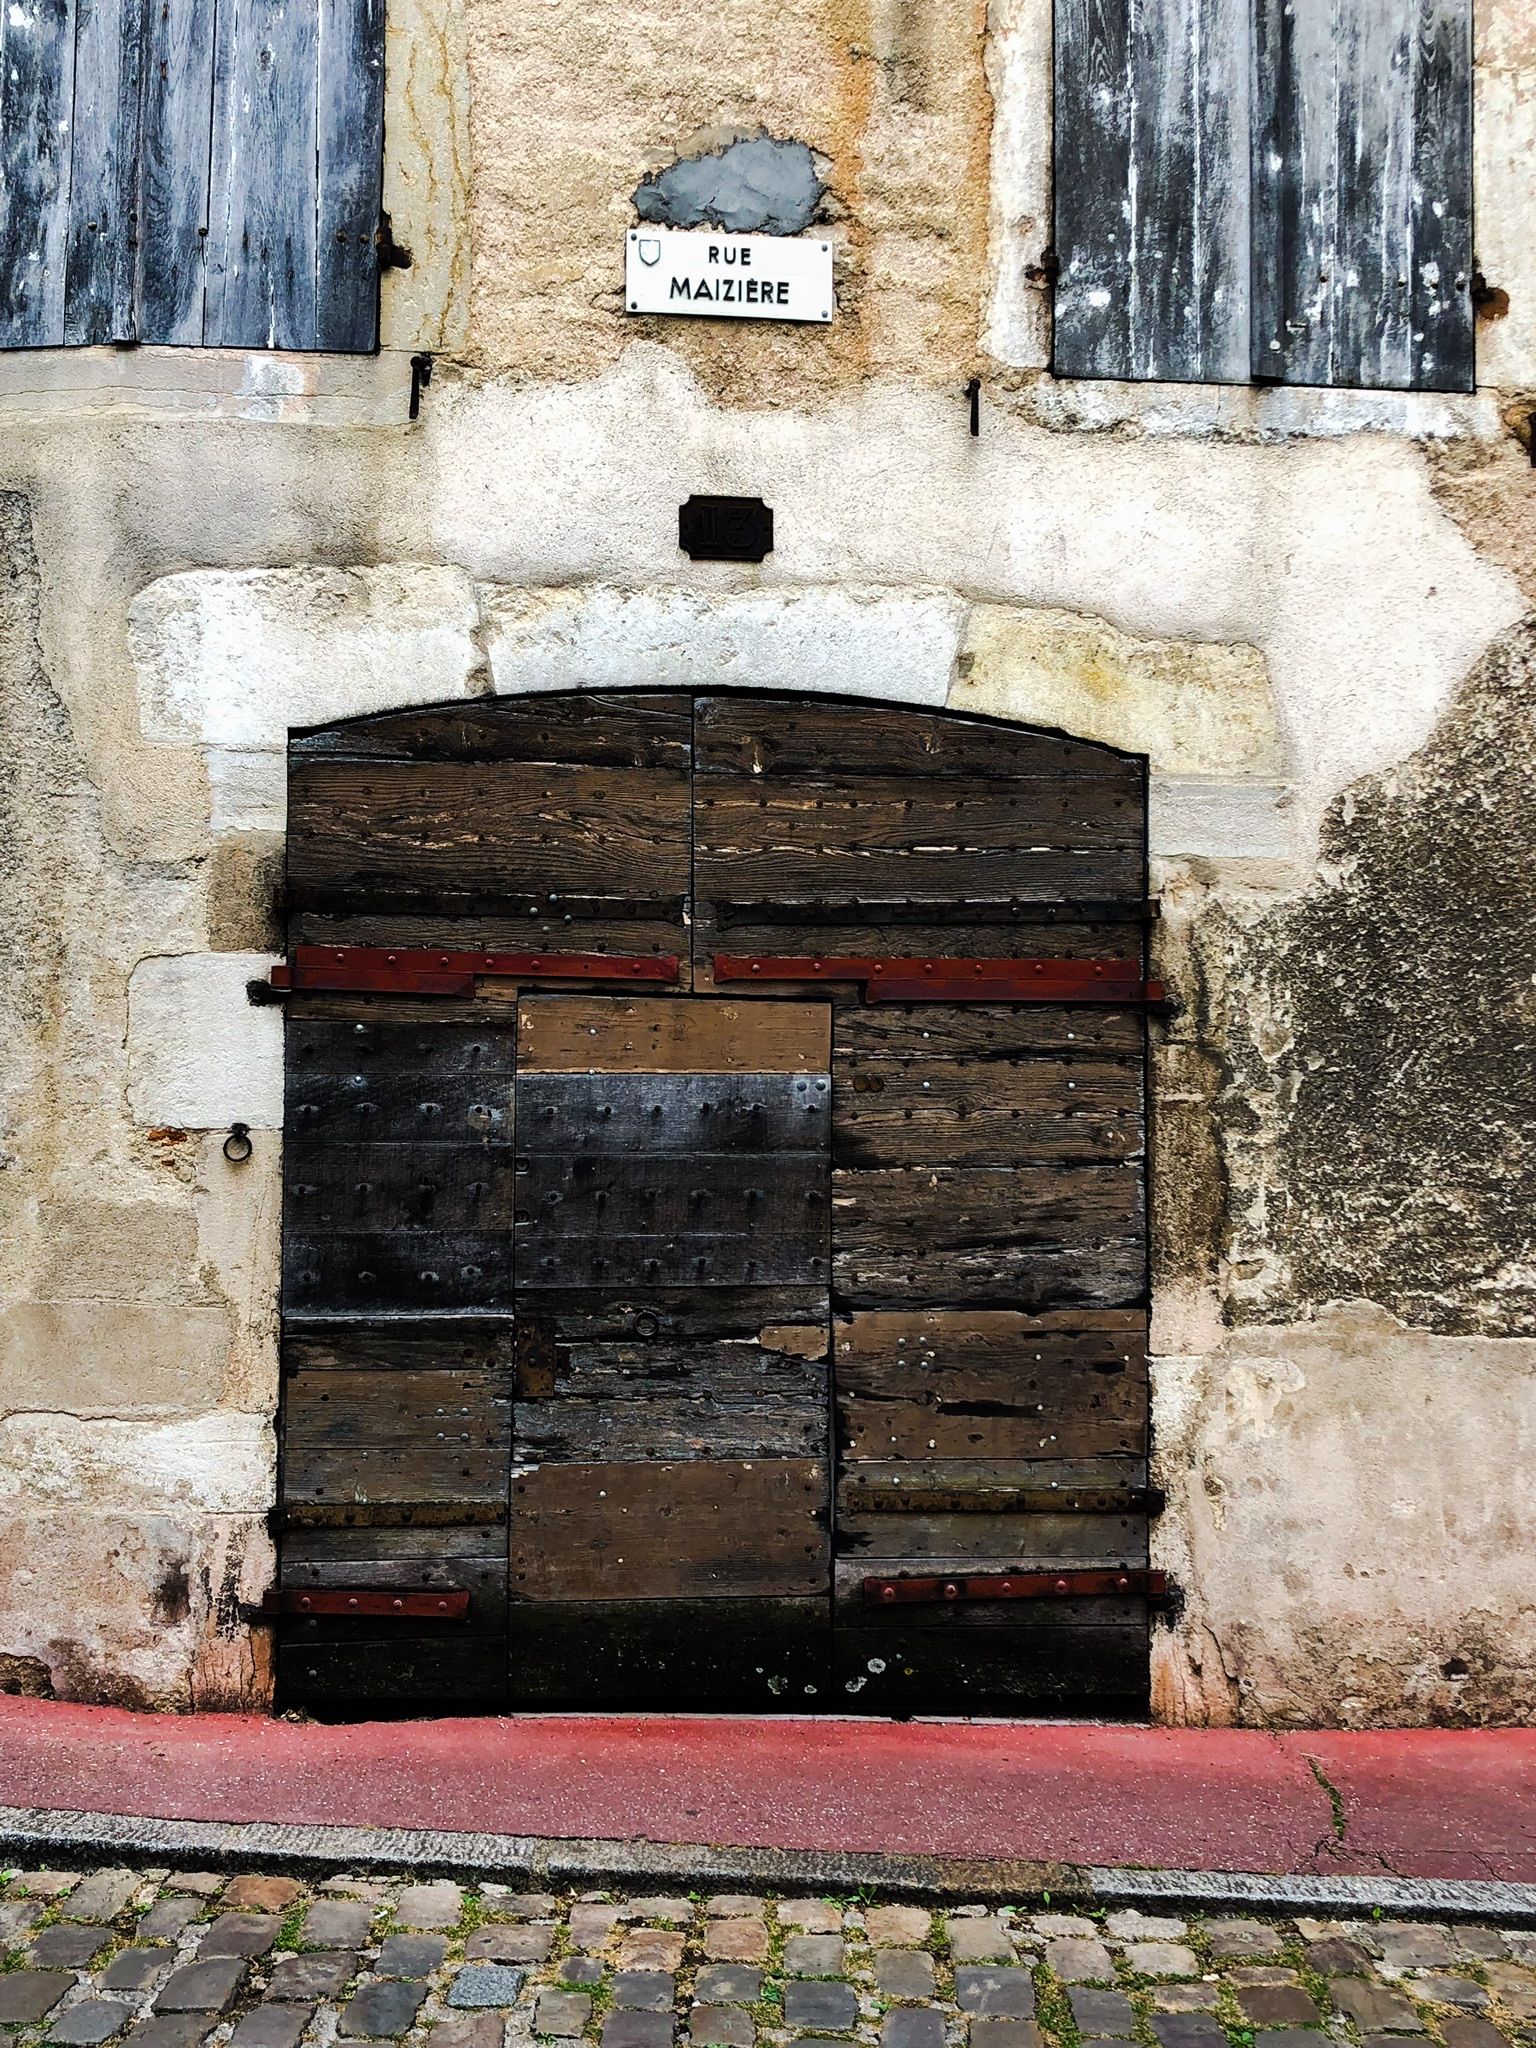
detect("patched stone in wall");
top-left (634, 135), bottom-right (825, 233)
top-left (1197, 618), bottom-right (1536, 1336)
top-left (127, 954), bottom-right (283, 1132)
top-left (1151, 1305), bottom-right (1536, 1728)
top-left (0, 1413), bottom-right (275, 1516)
top-left (130, 564), bottom-right (482, 749)
top-left (0, 1304), bottom-right (232, 1419)
top-left (953, 606), bottom-right (1283, 777)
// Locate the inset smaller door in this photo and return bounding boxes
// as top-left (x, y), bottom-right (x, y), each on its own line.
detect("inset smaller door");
top-left (509, 997), bottom-right (834, 1707)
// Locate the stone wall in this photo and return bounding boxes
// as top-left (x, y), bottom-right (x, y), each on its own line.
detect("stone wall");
top-left (0, 0), bottom-right (1532, 1723)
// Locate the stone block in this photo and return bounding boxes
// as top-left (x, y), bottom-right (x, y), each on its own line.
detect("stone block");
top-left (166, 1877), bottom-right (223, 1897)
top-left (1123, 1943), bottom-right (1198, 1979)
top-left (705, 1898), bottom-right (764, 1919)
top-left (0, 1303), bottom-right (231, 1416)
top-left (156, 1960), bottom-right (246, 2013)
top-left (780, 1904), bottom-right (843, 1934)
top-left (882, 2011), bottom-right (944, 2048)
top-left (538, 1991), bottom-right (593, 2037)
top-left (1106, 1914), bottom-right (1188, 1941)
top-left (967, 2025), bottom-right (1043, 2048)
top-left (867, 1908), bottom-right (931, 1948)
top-left (48, 2002), bottom-right (136, 2045)
top-left (783, 1982), bottom-right (859, 2032)
top-left (1380, 1931), bottom-right (1456, 1970)
top-left (1045, 1939), bottom-right (1114, 1983)
top-left (66, 1872), bottom-right (142, 1923)
top-left (629, 1899), bottom-right (693, 1926)
top-left (613, 1973), bottom-right (675, 2012)
top-left (571, 1904), bottom-right (623, 1947)
top-left (1068, 1990), bottom-right (1136, 2039)
top-left (221, 1877), bottom-right (304, 1914)
top-left (376, 1934), bottom-right (447, 1977)
top-left (956, 606), bottom-right (1282, 779)
top-left (1441, 2020), bottom-right (1513, 2048)
top-left (875, 1952), bottom-right (936, 2000)
top-left (122, 2020), bottom-right (213, 2048)
top-left (1331, 1980), bottom-right (1425, 2033)
top-left (618, 1931), bottom-right (685, 1971)
top-left (1152, 1986), bottom-right (1219, 2013)
top-left (430, 2023), bottom-right (504, 2048)
top-left (139, 1903), bottom-right (201, 1941)
top-left (785, 1936), bottom-right (845, 1977)
top-left (949, 1919), bottom-right (1014, 1963)
top-left (1205, 1922), bottom-right (1282, 1961)
top-left (396, 1882), bottom-right (462, 1931)
top-left (1487, 1966), bottom-right (1536, 2018)
top-left (198, 1914), bottom-right (280, 1958)
top-left (1149, 2017), bottom-right (1226, 2048)
top-left (688, 2008), bottom-right (752, 2048)
top-left (1455, 1931), bottom-right (1510, 1963)
top-left (1307, 1938), bottom-right (1374, 1975)
top-left (338, 1981), bottom-right (428, 2036)
top-left (127, 952), bottom-right (283, 1130)
top-left (957, 1969), bottom-right (1035, 2019)
top-left (0, 1898), bottom-right (47, 1943)
top-left (696, 1968), bottom-right (761, 2007)
top-left (267, 1953), bottom-right (357, 2001)
top-left (1236, 1986), bottom-right (1321, 2027)
top-left (33, 1926), bottom-right (112, 1968)
top-left (101, 1949), bottom-right (170, 1993)
top-left (1252, 2032), bottom-right (1327, 2048)
top-left (302, 1901), bottom-right (374, 1948)
top-left (1418, 1978), bottom-right (1489, 2010)
top-left (601, 2016), bottom-right (673, 2048)
top-left (228, 2009), bottom-right (311, 2048)
top-left (704, 1921), bottom-right (766, 1963)
top-left (468, 1926), bottom-right (551, 1962)
top-left (448, 1965), bottom-right (526, 2008)
top-left (560, 1957), bottom-right (605, 1986)
top-left (133, 565), bottom-right (480, 750)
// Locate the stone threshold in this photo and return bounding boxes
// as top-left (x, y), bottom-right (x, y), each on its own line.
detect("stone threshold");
top-left (3, 1805), bottom-right (1534, 1926)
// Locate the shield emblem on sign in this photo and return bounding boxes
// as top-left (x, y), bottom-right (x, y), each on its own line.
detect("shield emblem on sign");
top-left (637, 238), bottom-right (661, 266)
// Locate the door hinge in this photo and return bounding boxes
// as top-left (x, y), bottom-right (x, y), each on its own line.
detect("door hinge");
top-left (862, 1568), bottom-right (1172, 1607)
top-left (256, 944), bottom-right (680, 998)
top-left (256, 1588), bottom-right (470, 1620)
top-left (375, 211), bottom-right (412, 270)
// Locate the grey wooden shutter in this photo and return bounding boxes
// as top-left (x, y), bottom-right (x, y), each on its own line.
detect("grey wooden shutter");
top-left (1054, 0), bottom-right (1473, 392)
top-left (1251, 0), bottom-right (1473, 391)
top-left (1054, 0), bottom-right (1252, 383)
top-left (0, 0), bottom-right (384, 352)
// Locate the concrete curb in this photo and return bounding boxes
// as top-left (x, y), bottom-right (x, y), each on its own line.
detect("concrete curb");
top-left (3, 1805), bottom-right (1535, 1923)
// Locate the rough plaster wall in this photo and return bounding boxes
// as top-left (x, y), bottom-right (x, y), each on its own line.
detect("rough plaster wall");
top-left (0, 493), bottom-right (275, 1711)
top-left (462, 0), bottom-right (992, 397)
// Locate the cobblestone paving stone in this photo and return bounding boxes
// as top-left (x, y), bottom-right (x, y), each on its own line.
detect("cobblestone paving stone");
top-left (2, 1862), bottom-right (1535, 2048)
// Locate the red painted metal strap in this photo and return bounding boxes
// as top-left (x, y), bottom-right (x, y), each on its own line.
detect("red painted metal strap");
top-left (262, 1589), bottom-right (472, 1620)
top-left (862, 1569), bottom-right (1168, 1607)
top-left (713, 954), bottom-right (1164, 1005)
top-left (274, 946), bottom-right (680, 996)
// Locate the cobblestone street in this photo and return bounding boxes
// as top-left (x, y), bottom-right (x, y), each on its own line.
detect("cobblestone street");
top-left (3, 1868), bottom-right (1534, 2048)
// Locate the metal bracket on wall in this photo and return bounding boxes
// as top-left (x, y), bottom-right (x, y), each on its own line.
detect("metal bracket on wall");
top-left (713, 954), bottom-right (1167, 1006)
top-left (862, 1568), bottom-right (1171, 1607)
top-left (258, 1588), bottom-right (471, 1620)
top-left (256, 945), bottom-right (680, 999)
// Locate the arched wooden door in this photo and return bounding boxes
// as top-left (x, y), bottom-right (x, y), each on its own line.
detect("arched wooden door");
top-left (272, 691), bottom-right (1155, 1716)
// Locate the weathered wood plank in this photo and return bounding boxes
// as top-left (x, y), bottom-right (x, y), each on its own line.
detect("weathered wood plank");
top-left (509, 1598), bottom-right (829, 1709)
top-left (288, 760), bottom-right (693, 905)
top-left (287, 1017), bottom-right (518, 1080)
top-left (521, 1286), bottom-right (831, 1348)
top-left (832, 1165), bottom-right (1146, 1308)
top-left (0, 0), bottom-right (76, 347)
top-left (695, 698), bottom-right (1140, 785)
top-left (833, 1054), bottom-right (1142, 1170)
top-left (280, 1545), bottom-right (508, 1633)
top-left (292, 693), bottom-right (693, 770)
top-left (835, 1006), bottom-right (1143, 1058)
top-left (516, 1153), bottom-right (829, 1259)
top-left (839, 1383), bottom-right (1146, 1460)
top-left (285, 1143), bottom-right (516, 1232)
top-left (287, 1074), bottom-right (512, 1145)
top-left (516, 1073), bottom-right (827, 1157)
top-left (511, 1460), bottom-right (830, 1600)
top-left (282, 1366), bottom-right (511, 1508)
top-left (1251, 0), bottom-right (1472, 392)
top-left (137, 0), bottom-right (215, 342)
top-left (696, 777), bottom-right (1144, 854)
top-left (62, 0), bottom-right (145, 344)
top-left (695, 844), bottom-right (1144, 909)
top-left (284, 1230), bottom-right (514, 1315)
top-left (519, 997), bottom-right (830, 1076)
top-left (280, 1635), bottom-right (508, 1711)
top-left (206, 0), bottom-right (319, 350)
top-left (835, 1510), bottom-right (1146, 1565)
top-left (837, 1458), bottom-right (1150, 1511)
top-left (1057, 0), bottom-right (1249, 382)
top-left (315, 0), bottom-right (383, 352)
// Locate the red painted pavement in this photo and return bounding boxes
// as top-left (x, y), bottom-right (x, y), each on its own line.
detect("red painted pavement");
top-left (1, 1697), bottom-right (1532, 1880)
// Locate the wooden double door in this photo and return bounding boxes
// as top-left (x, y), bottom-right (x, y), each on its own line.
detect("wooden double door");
top-left (275, 691), bottom-right (1154, 1716)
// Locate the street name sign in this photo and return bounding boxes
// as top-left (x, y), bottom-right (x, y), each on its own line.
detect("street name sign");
top-left (626, 229), bottom-right (834, 324)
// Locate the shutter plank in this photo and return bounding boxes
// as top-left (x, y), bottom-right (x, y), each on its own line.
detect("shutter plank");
top-left (1055, 0), bottom-right (1248, 382)
top-left (316, 0), bottom-right (383, 351)
top-left (63, 0), bottom-right (146, 344)
top-left (0, 0), bottom-right (76, 347)
top-left (139, 0), bottom-right (216, 343)
top-left (1252, 0), bottom-right (1472, 391)
top-left (207, 0), bottom-right (319, 349)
